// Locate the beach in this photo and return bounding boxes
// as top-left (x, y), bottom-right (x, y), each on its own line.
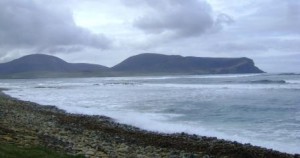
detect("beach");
top-left (0, 90), bottom-right (297, 158)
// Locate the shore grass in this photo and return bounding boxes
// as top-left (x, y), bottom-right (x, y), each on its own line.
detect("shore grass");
top-left (0, 143), bottom-right (84, 158)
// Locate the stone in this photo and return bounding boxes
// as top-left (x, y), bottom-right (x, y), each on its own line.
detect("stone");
top-left (136, 154), bottom-right (148, 158)
top-left (3, 136), bottom-right (13, 141)
top-left (202, 155), bottom-right (210, 158)
top-left (24, 136), bottom-right (37, 140)
top-left (86, 150), bottom-right (95, 155)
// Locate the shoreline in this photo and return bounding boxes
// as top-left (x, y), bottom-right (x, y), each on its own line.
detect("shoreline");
top-left (0, 90), bottom-right (298, 158)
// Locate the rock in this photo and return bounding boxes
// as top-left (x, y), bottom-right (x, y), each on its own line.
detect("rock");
top-left (0, 93), bottom-right (295, 158)
top-left (2, 136), bottom-right (13, 141)
top-left (86, 150), bottom-right (95, 155)
top-left (117, 147), bottom-right (128, 152)
top-left (145, 146), bottom-right (153, 152)
top-left (169, 151), bottom-right (180, 158)
top-left (202, 155), bottom-right (210, 158)
top-left (76, 151), bottom-right (84, 155)
top-left (24, 135), bottom-right (37, 140)
top-left (182, 153), bottom-right (198, 158)
top-left (136, 154), bottom-right (148, 158)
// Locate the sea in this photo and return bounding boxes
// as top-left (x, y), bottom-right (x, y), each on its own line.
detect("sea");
top-left (0, 73), bottom-right (299, 154)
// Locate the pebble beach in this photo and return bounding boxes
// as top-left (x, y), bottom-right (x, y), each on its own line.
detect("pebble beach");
top-left (0, 90), bottom-right (298, 158)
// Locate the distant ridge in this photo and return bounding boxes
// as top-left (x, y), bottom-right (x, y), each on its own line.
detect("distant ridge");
top-left (0, 54), bottom-right (108, 78)
top-left (0, 53), bottom-right (264, 78)
top-left (112, 53), bottom-right (264, 74)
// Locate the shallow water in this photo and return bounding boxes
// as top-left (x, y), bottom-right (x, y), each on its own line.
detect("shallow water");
top-left (1, 73), bottom-right (300, 154)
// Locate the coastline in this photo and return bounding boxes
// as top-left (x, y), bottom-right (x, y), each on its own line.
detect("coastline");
top-left (0, 90), bottom-right (298, 158)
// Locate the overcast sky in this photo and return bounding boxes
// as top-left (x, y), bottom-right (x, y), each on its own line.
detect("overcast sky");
top-left (0, 0), bottom-right (299, 72)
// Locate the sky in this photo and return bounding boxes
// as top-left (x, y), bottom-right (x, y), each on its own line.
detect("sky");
top-left (0, 0), bottom-right (299, 72)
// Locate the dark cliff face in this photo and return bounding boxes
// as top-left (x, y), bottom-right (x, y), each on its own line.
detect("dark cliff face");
top-left (0, 54), bottom-right (108, 74)
top-left (112, 53), bottom-right (264, 74)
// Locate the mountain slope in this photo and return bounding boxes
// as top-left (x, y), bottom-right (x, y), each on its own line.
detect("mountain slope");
top-left (0, 54), bottom-right (108, 75)
top-left (0, 53), bottom-right (264, 78)
top-left (112, 53), bottom-right (264, 74)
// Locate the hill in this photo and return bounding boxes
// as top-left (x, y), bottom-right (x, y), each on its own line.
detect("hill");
top-left (0, 54), bottom-right (108, 78)
top-left (0, 53), bottom-right (264, 78)
top-left (112, 53), bottom-right (264, 74)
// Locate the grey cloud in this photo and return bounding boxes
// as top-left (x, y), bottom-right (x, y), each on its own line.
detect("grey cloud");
top-left (239, 0), bottom-right (300, 35)
top-left (255, 53), bottom-right (300, 73)
top-left (203, 35), bottom-right (300, 57)
top-left (212, 42), bottom-right (268, 53)
top-left (36, 46), bottom-right (85, 54)
top-left (196, 0), bottom-right (300, 59)
top-left (130, 0), bottom-right (232, 38)
top-left (0, 0), bottom-right (111, 50)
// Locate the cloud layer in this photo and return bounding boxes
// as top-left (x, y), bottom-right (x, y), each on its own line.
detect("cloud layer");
top-left (0, 0), bottom-right (299, 72)
top-left (209, 0), bottom-right (300, 55)
top-left (0, 0), bottom-right (111, 51)
top-left (129, 0), bottom-right (231, 38)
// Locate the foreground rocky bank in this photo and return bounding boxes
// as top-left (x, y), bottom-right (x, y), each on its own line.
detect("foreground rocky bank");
top-left (0, 90), bottom-right (297, 158)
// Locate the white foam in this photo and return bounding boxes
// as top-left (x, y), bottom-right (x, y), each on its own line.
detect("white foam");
top-left (1, 75), bottom-right (300, 154)
top-left (185, 73), bottom-right (263, 79)
top-left (36, 103), bottom-right (300, 153)
top-left (3, 89), bottom-right (300, 154)
top-left (146, 83), bottom-right (300, 90)
top-left (286, 80), bottom-right (300, 84)
top-left (98, 74), bottom-right (263, 81)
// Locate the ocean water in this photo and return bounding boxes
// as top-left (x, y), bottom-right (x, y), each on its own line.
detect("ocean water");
top-left (0, 73), bottom-right (299, 154)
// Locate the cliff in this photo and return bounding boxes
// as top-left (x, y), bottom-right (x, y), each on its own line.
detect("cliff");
top-left (0, 53), bottom-right (264, 78)
top-left (112, 53), bottom-right (264, 74)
